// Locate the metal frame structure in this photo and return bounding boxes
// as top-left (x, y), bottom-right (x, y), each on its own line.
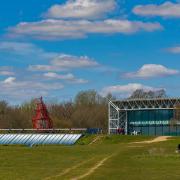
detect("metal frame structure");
top-left (0, 133), bottom-right (82, 147)
top-left (32, 97), bottom-right (53, 129)
top-left (108, 98), bottom-right (180, 134)
top-left (0, 129), bottom-right (87, 147)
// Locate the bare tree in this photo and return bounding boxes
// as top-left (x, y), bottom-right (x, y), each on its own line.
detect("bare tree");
top-left (129, 89), bottom-right (167, 99)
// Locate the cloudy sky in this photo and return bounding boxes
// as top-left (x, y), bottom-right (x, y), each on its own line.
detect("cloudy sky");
top-left (0, 0), bottom-right (180, 104)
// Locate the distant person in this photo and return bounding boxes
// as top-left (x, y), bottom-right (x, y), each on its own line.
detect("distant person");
top-left (117, 128), bottom-right (120, 134)
top-left (117, 128), bottom-right (125, 135)
top-left (176, 144), bottom-right (180, 153)
top-left (121, 128), bottom-right (125, 135)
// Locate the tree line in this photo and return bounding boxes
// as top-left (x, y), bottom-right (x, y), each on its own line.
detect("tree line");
top-left (0, 89), bottom-right (166, 132)
top-left (0, 90), bottom-right (114, 132)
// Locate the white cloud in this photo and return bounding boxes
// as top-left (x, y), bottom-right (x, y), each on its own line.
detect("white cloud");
top-left (53, 54), bottom-right (98, 68)
top-left (0, 77), bottom-right (64, 102)
top-left (0, 42), bottom-right (38, 55)
top-left (46, 0), bottom-right (116, 19)
top-left (0, 41), bottom-right (57, 58)
top-left (29, 54), bottom-right (99, 71)
top-left (133, 2), bottom-right (180, 17)
top-left (100, 83), bottom-right (160, 97)
top-left (28, 65), bottom-right (56, 72)
top-left (2, 77), bottom-right (64, 90)
top-left (3, 77), bottom-right (16, 84)
top-left (44, 72), bottom-right (88, 84)
top-left (0, 66), bottom-right (15, 76)
top-left (8, 19), bottom-right (162, 40)
top-left (0, 71), bottom-right (14, 76)
top-left (123, 64), bottom-right (179, 79)
top-left (167, 46), bottom-right (180, 54)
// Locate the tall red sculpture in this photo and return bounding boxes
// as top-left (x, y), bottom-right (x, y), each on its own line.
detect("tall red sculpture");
top-left (32, 97), bottom-right (53, 129)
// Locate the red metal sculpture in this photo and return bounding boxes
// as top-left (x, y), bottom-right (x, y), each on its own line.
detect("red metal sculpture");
top-left (32, 97), bottom-right (53, 129)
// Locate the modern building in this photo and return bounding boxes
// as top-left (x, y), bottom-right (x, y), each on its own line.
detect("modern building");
top-left (108, 98), bottom-right (180, 136)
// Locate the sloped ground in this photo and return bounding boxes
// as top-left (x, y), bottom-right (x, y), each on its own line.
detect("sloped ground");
top-left (131, 136), bottom-right (171, 144)
top-left (0, 135), bottom-right (180, 180)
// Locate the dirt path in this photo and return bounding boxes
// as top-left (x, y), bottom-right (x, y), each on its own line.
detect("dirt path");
top-left (127, 145), bottom-right (144, 148)
top-left (131, 136), bottom-right (171, 144)
top-left (44, 158), bottom-right (94, 180)
top-left (89, 135), bottom-right (103, 145)
top-left (71, 155), bottom-right (112, 180)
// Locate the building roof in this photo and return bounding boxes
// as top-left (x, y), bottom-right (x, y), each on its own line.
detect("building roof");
top-left (110, 98), bottom-right (180, 111)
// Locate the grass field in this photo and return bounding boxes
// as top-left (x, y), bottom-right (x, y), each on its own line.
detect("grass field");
top-left (0, 135), bottom-right (180, 180)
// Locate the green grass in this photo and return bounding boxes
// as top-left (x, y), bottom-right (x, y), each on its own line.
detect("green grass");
top-left (0, 135), bottom-right (180, 179)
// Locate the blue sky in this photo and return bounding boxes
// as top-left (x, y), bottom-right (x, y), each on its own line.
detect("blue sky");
top-left (0, 0), bottom-right (180, 104)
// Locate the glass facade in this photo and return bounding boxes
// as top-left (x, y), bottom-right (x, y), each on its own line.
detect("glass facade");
top-left (128, 110), bottom-right (180, 136)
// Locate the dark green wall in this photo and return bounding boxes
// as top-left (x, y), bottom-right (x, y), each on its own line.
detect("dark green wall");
top-left (127, 110), bottom-right (180, 135)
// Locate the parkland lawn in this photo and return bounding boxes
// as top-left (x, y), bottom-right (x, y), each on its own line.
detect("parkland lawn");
top-left (0, 135), bottom-right (180, 180)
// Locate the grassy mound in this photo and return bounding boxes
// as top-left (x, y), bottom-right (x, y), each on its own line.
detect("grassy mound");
top-left (0, 135), bottom-right (180, 179)
top-left (77, 134), bottom-right (154, 145)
